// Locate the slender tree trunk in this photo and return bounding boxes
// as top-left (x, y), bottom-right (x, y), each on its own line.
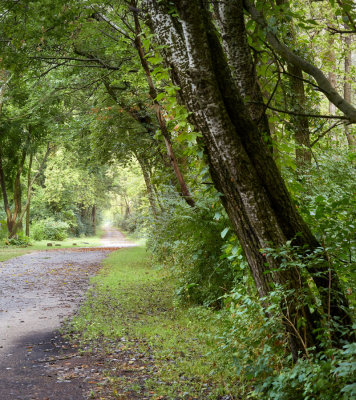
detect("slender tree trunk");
top-left (0, 149), bottom-right (13, 233)
top-left (327, 38), bottom-right (337, 116)
top-left (92, 205), bottom-right (96, 235)
top-left (131, 2), bottom-right (195, 208)
top-left (275, 0), bottom-right (311, 168)
top-left (26, 151), bottom-right (33, 237)
top-left (9, 144), bottom-right (51, 238)
top-left (102, 78), bottom-right (186, 201)
top-left (150, 174), bottom-right (165, 212)
top-left (124, 195), bottom-right (130, 218)
top-left (135, 153), bottom-right (159, 217)
top-left (143, 0), bottom-right (353, 358)
top-left (287, 64), bottom-right (312, 167)
top-left (344, 35), bottom-right (356, 150)
top-left (12, 148), bottom-right (27, 234)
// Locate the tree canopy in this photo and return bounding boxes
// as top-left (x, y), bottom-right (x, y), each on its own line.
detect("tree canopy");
top-left (0, 0), bottom-right (355, 398)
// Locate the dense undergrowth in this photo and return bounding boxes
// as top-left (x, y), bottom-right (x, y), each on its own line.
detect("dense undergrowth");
top-left (114, 152), bottom-right (356, 399)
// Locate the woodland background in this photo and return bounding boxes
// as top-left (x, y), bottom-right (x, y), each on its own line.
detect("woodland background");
top-left (0, 0), bottom-right (355, 398)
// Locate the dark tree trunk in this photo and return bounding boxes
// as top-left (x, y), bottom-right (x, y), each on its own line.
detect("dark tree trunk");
top-left (12, 149), bottom-right (27, 235)
top-left (212, 0), bottom-right (270, 139)
top-left (0, 147), bottom-right (26, 237)
top-left (102, 78), bottom-right (191, 205)
top-left (8, 143), bottom-right (51, 238)
top-left (143, 0), bottom-right (353, 358)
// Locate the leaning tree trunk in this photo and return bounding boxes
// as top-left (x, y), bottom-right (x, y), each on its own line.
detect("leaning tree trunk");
top-left (212, 0), bottom-right (270, 139)
top-left (142, 0), bottom-right (353, 359)
top-left (131, 4), bottom-right (195, 208)
top-left (135, 152), bottom-right (159, 217)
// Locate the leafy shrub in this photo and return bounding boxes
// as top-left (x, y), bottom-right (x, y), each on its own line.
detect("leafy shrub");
top-left (6, 232), bottom-right (32, 247)
top-left (286, 151), bottom-right (355, 274)
top-left (258, 343), bottom-right (356, 400)
top-left (147, 195), bottom-right (239, 307)
top-left (220, 240), bottom-right (355, 400)
top-left (31, 218), bottom-right (69, 241)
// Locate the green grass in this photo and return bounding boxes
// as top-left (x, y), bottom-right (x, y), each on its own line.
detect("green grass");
top-left (0, 235), bottom-right (103, 262)
top-left (68, 246), bottom-right (240, 399)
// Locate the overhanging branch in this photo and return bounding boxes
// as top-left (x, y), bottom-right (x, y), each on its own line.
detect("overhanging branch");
top-left (244, 0), bottom-right (356, 123)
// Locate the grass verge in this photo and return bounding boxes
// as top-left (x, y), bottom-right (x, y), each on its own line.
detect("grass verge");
top-left (67, 246), bottom-right (240, 399)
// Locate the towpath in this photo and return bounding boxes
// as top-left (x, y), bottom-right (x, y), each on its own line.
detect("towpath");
top-left (0, 228), bottom-right (133, 400)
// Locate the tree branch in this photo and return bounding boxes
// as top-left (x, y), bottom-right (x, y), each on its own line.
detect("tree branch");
top-left (243, 0), bottom-right (356, 123)
top-left (310, 121), bottom-right (345, 147)
top-left (263, 104), bottom-right (349, 120)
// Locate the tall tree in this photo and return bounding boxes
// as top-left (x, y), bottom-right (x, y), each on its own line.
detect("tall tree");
top-left (142, 0), bottom-right (354, 359)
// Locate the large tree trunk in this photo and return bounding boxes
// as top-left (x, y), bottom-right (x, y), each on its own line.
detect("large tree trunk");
top-left (212, 0), bottom-right (270, 140)
top-left (142, 0), bottom-right (353, 358)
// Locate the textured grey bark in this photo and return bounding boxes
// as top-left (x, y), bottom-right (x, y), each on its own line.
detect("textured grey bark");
top-left (212, 0), bottom-right (270, 137)
top-left (142, 0), bottom-right (353, 357)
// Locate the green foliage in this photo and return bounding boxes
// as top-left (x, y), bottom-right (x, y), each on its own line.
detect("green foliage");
top-left (284, 152), bottom-right (356, 307)
top-left (147, 195), bottom-right (238, 307)
top-left (0, 219), bottom-right (7, 240)
top-left (218, 239), bottom-right (355, 399)
top-left (259, 343), bottom-right (356, 400)
top-left (296, 153), bottom-right (355, 264)
top-left (31, 218), bottom-right (69, 241)
top-left (4, 231), bottom-right (32, 247)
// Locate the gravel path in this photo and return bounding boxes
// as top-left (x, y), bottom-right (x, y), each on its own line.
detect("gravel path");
top-left (0, 228), bottom-right (134, 400)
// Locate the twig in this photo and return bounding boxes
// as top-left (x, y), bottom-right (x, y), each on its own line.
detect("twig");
top-left (310, 121), bottom-right (344, 147)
